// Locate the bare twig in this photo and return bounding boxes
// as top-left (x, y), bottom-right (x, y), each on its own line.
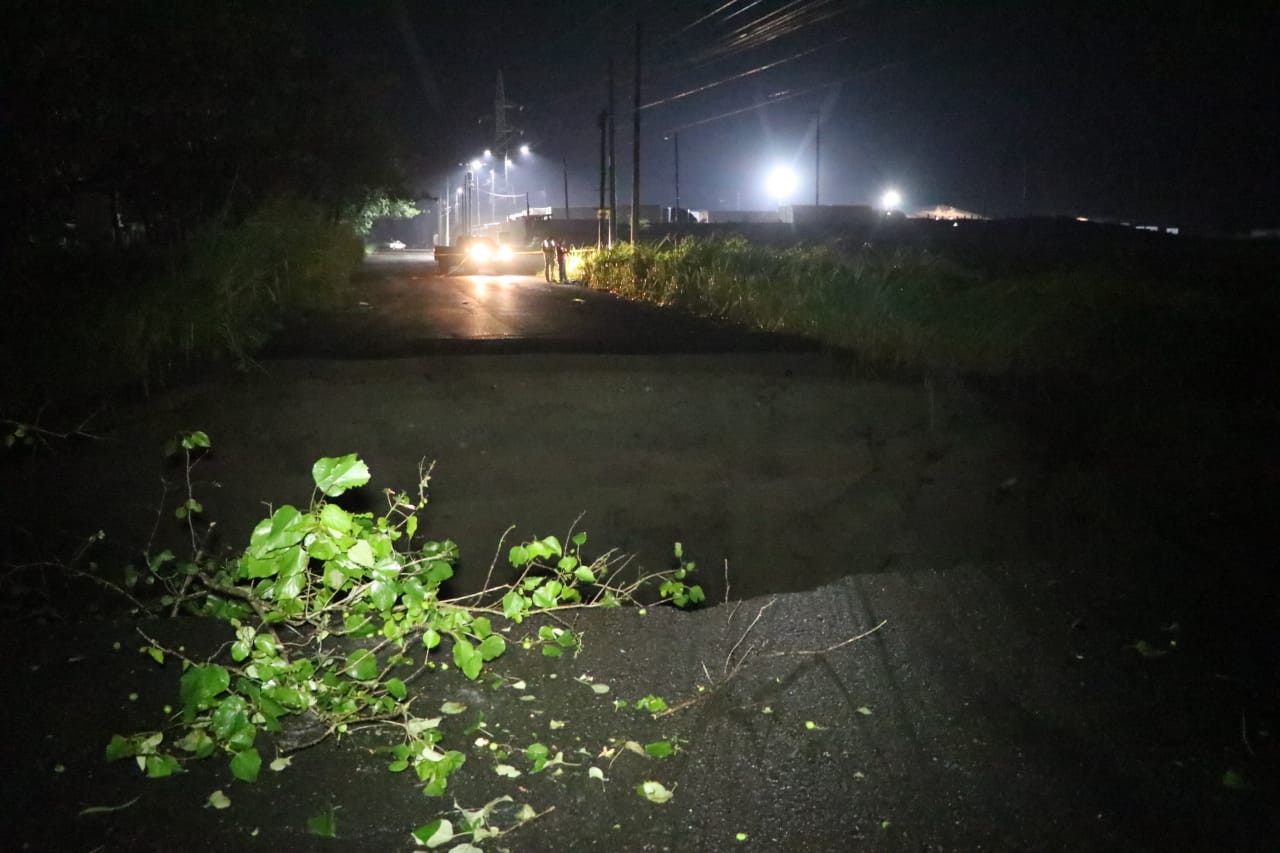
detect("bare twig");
top-left (655, 617), bottom-right (889, 719)
top-left (1242, 710), bottom-right (1257, 760)
top-left (758, 619), bottom-right (888, 658)
top-left (724, 598), bottom-right (777, 678)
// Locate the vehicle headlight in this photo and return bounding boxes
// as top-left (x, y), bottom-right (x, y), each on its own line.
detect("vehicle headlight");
top-left (496, 245), bottom-right (513, 261)
top-left (468, 243), bottom-right (491, 263)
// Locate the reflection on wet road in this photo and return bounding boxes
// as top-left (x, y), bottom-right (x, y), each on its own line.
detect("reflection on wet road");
top-left (267, 251), bottom-right (814, 357)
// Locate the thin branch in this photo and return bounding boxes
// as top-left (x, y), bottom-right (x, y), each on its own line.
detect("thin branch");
top-left (724, 598), bottom-right (777, 677)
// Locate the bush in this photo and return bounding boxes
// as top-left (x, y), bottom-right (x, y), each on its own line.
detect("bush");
top-left (581, 236), bottom-right (1233, 383)
top-left (82, 196), bottom-right (363, 394)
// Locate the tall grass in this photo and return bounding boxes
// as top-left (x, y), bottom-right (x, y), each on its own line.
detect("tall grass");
top-left (581, 236), bottom-right (1227, 383)
top-left (4, 196), bottom-right (363, 403)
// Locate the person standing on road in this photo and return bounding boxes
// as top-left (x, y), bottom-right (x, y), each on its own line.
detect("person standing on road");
top-left (556, 240), bottom-right (569, 283)
top-left (542, 238), bottom-right (556, 282)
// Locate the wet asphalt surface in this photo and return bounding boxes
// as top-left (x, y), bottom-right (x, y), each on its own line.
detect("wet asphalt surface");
top-left (266, 251), bottom-right (815, 358)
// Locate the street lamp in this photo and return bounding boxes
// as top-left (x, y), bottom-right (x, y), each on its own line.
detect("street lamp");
top-left (519, 144), bottom-right (530, 156)
top-left (880, 188), bottom-right (902, 210)
top-left (765, 165), bottom-right (798, 205)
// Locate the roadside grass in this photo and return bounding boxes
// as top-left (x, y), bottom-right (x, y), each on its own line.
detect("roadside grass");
top-left (3, 195), bottom-right (363, 402)
top-left (580, 236), bottom-right (1252, 387)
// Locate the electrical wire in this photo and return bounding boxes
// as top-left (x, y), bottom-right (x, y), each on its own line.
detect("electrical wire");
top-left (642, 35), bottom-right (848, 110)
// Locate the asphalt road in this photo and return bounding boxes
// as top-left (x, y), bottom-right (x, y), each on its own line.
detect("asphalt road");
top-left (267, 251), bottom-right (813, 357)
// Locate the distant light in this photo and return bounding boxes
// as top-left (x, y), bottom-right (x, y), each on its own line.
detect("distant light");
top-left (483, 149), bottom-right (492, 159)
top-left (520, 144), bottom-right (531, 156)
top-left (456, 187), bottom-right (463, 195)
top-left (469, 159), bottom-right (482, 170)
top-left (765, 165), bottom-right (798, 202)
top-left (1076, 216), bottom-right (1089, 222)
top-left (880, 188), bottom-right (902, 209)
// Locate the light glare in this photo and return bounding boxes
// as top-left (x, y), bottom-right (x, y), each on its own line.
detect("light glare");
top-left (765, 165), bottom-right (798, 201)
top-left (880, 188), bottom-right (902, 209)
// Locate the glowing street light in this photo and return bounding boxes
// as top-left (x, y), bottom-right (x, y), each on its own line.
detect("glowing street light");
top-left (765, 165), bottom-right (798, 203)
top-left (470, 158), bottom-right (482, 171)
top-left (519, 144), bottom-right (531, 156)
top-left (880, 188), bottom-right (902, 210)
top-left (483, 149), bottom-right (492, 159)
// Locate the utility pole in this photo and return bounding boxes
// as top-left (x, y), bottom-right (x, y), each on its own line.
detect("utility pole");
top-left (443, 176), bottom-right (450, 245)
top-left (598, 109), bottom-right (608, 248)
top-left (631, 21), bottom-right (641, 244)
top-left (673, 132), bottom-right (680, 221)
top-left (813, 111), bottom-right (820, 206)
top-left (608, 58), bottom-right (617, 248)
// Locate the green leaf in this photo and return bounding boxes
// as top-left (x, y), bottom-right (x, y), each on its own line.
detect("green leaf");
top-left (346, 649), bottom-right (379, 681)
top-left (256, 505), bottom-right (308, 553)
top-left (369, 579), bottom-right (398, 612)
top-left (312, 454), bottom-right (371, 497)
top-left (306, 808), bottom-right (338, 838)
top-left (145, 753), bottom-right (180, 778)
top-left (501, 590), bottom-right (528, 621)
top-left (1222, 769), bottom-right (1249, 790)
top-left (644, 740), bottom-right (675, 758)
top-left (146, 647), bottom-right (165, 665)
top-left (477, 634), bottom-right (507, 662)
top-left (179, 664), bottom-right (230, 716)
top-left (411, 817), bottom-right (453, 847)
top-left (509, 545), bottom-right (529, 567)
top-left (386, 678), bottom-right (407, 700)
top-left (105, 733), bottom-right (150, 763)
top-left (347, 539), bottom-right (376, 568)
top-left (176, 729), bottom-right (215, 758)
top-left (574, 567), bottom-right (596, 583)
top-left (206, 790), bottom-right (231, 810)
top-left (422, 559), bottom-right (453, 585)
top-left (230, 747), bottom-right (262, 783)
top-left (452, 638), bottom-right (482, 680)
top-left (532, 583), bottom-right (558, 610)
top-left (440, 701), bottom-right (468, 715)
top-left (181, 431), bottom-right (211, 450)
top-left (405, 515), bottom-right (419, 539)
top-left (572, 531), bottom-right (587, 546)
top-left (320, 503), bottom-right (352, 532)
top-left (526, 742), bottom-right (550, 772)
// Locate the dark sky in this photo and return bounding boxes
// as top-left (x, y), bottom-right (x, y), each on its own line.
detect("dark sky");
top-left (345, 0), bottom-right (1277, 229)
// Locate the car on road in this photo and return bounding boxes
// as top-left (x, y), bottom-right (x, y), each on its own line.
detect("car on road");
top-left (435, 236), bottom-right (515, 272)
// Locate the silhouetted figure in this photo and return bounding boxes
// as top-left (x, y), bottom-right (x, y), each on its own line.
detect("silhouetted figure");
top-left (542, 238), bottom-right (556, 282)
top-left (556, 241), bottom-right (568, 283)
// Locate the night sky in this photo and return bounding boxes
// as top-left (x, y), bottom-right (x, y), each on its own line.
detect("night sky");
top-left (336, 0), bottom-right (1276, 231)
top-left (5, 1), bottom-right (1276, 233)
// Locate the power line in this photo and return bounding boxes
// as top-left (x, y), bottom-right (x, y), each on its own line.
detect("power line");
top-left (660, 58), bottom-right (905, 134)
top-left (641, 35), bottom-right (848, 111)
